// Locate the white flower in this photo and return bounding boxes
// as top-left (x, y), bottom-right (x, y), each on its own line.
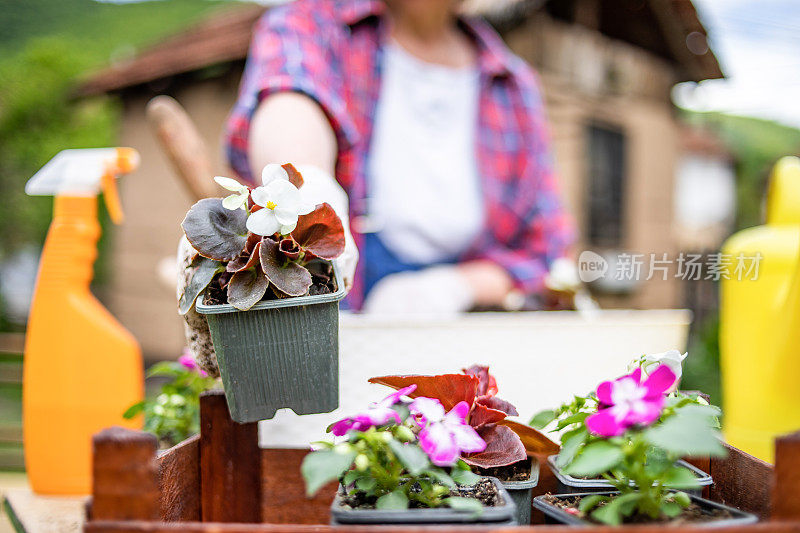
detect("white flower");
top-left (214, 176), bottom-right (250, 211)
top-left (633, 350), bottom-right (687, 392)
top-left (545, 258), bottom-right (581, 292)
top-left (246, 171), bottom-right (313, 236)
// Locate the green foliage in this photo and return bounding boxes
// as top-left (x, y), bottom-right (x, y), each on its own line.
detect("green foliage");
top-left (682, 313), bottom-right (722, 404)
top-left (301, 425), bottom-right (480, 511)
top-left (682, 111), bottom-right (800, 230)
top-left (123, 361), bottom-right (217, 447)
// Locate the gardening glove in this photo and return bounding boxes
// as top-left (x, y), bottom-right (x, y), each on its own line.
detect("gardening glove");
top-left (284, 164), bottom-right (358, 291)
top-left (363, 265), bottom-right (474, 315)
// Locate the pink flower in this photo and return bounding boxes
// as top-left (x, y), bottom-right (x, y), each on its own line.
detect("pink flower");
top-left (178, 352), bottom-right (207, 377)
top-left (330, 385), bottom-right (417, 436)
top-left (410, 398), bottom-right (486, 466)
top-left (585, 365), bottom-right (676, 437)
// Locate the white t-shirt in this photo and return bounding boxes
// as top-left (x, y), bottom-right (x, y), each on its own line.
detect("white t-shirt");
top-left (367, 42), bottom-right (484, 264)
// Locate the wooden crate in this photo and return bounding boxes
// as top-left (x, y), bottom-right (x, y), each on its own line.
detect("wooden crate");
top-left (83, 390), bottom-right (799, 532)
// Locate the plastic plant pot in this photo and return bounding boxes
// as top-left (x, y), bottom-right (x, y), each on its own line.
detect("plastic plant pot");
top-left (498, 458), bottom-right (539, 525)
top-left (547, 455), bottom-right (713, 496)
top-left (195, 266), bottom-right (345, 423)
top-left (532, 491), bottom-right (758, 526)
top-left (330, 477), bottom-right (517, 526)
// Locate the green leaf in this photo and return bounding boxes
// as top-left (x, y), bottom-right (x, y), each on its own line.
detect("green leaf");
top-left (671, 491), bottom-right (692, 507)
top-left (376, 490), bottom-right (408, 510)
top-left (179, 256), bottom-right (223, 314)
top-left (663, 466), bottom-right (700, 489)
top-left (182, 198), bottom-right (249, 262)
top-left (555, 411), bottom-right (589, 431)
top-left (578, 494), bottom-right (608, 512)
top-left (123, 401), bottom-right (145, 419)
top-left (564, 441), bottom-right (624, 477)
top-left (342, 470), bottom-right (360, 486)
top-left (644, 410), bottom-right (726, 457)
top-left (556, 427), bottom-right (588, 469)
top-left (227, 267), bottom-right (269, 311)
top-left (529, 409), bottom-right (557, 429)
top-left (301, 449), bottom-right (356, 497)
top-left (591, 493), bottom-right (641, 526)
top-left (451, 468), bottom-right (480, 486)
top-left (355, 477), bottom-right (377, 492)
top-left (661, 501), bottom-right (683, 518)
top-left (446, 496), bottom-right (483, 515)
top-left (425, 469), bottom-right (456, 489)
top-left (388, 440), bottom-right (429, 476)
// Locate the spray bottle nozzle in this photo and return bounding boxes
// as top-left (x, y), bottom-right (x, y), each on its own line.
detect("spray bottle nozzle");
top-left (26, 148), bottom-right (140, 224)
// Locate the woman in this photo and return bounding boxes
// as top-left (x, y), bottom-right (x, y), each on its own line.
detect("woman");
top-left (226, 0), bottom-right (573, 313)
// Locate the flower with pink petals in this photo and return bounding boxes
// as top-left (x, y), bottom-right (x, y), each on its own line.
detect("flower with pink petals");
top-left (410, 398), bottom-right (486, 466)
top-left (178, 352), bottom-right (207, 377)
top-left (329, 385), bottom-right (417, 436)
top-left (585, 365), bottom-right (676, 437)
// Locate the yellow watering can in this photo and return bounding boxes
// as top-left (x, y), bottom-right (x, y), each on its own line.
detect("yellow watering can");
top-left (720, 156), bottom-right (800, 462)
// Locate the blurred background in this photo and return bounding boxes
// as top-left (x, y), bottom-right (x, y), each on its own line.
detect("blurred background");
top-left (0, 0), bottom-right (797, 482)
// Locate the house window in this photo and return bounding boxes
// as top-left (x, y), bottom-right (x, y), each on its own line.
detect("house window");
top-left (586, 124), bottom-right (627, 247)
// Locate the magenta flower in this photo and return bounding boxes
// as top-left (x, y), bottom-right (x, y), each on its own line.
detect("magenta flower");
top-left (329, 385), bottom-right (417, 436)
top-left (178, 352), bottom-right (207, 377)
top-left (585, 365), bottom-right (676, 437)
top-left (410, 398), bottom-right (486, 466)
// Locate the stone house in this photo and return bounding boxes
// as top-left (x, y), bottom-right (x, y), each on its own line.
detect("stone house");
top-left (79, 0), bottom-right (722, 360)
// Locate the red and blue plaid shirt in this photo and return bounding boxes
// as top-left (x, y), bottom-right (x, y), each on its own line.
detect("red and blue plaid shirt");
top-left (226, 0), bottom-right (574, 308)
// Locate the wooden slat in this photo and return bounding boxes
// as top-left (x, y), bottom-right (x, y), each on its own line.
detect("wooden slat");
top-left (199, 391), bottom-right (261, 523)
top-left (261, 449), bottom-right (334, 525)
top-left (708, 442), bottom-right (773, 519)
top-left (158, 434), bottom-right (201, 522)
top-left (91, 427), bottom-right (160, 521)
top-left (82, 520), bottom-right (800, 532)
top-left (772, 430), bottom-right (800, 520)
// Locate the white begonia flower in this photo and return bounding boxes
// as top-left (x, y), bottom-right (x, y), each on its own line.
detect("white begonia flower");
top-left (247, 175), bottom-right (314, 236)
top-left (261, 163), bottom-right (290, 185)
top-left (215, 176), bottom-right (250, 211)
top-left (544, 258), bottom-right (581, 293)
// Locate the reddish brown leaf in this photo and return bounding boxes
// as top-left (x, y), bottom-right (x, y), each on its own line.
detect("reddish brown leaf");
top-left (182, 198), bottom-right (248, 261)
top-left (227, 267), bottom-right (269, 311)
top-left (279, 237), bottom-right (302, 260)
top-left (282, 163), bottom-right (304, 188)
top-left (291, 203), bottom-right (345, 260)
top-left (368, 374), bottom-right (479, 412)
top-left (469, 403), bottom-right (508, 429)
top-left (476, 395), bottom-right (518, 417)
top-left (463, 365), bottom-right (498, 397)
top-left (463, 424), bottom-right (527, 469)
top-left (498, 420), bottom-right (560, 455)
top-left (259, 239), bottom-right (312, 296)
top-left (227, 240), bottom-right (262, 273)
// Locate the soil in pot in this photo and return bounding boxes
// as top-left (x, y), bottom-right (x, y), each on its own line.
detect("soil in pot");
top-left (542, 493), bottom-right (735, 525)
top-left (339, 478), bottom-right (501, 510)
top-left (472, 458), bottom-right (532, 482)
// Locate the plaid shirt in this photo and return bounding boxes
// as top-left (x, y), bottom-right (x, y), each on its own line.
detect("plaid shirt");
top-left (226, 0), bottom-right (574, 308)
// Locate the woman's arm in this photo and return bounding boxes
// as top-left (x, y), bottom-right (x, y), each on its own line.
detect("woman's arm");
top-left (248, 92), bottom-right (338, 177)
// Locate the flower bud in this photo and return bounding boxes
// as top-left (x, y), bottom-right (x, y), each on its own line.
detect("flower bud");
top-left (354, 454), bottom-right (369, 471)
top-left (334, 443), bottom-right (352, 455)
top-left (395, 425), bottom-right (415, 443)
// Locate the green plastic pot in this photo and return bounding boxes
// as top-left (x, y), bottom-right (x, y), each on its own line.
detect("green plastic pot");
top-left (195, 266), bottom-right (345, 423)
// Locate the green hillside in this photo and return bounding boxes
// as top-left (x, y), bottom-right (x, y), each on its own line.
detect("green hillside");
top-left (0, 0), bottom-right (238, 63)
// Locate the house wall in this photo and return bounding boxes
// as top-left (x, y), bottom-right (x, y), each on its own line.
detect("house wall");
top-left (108, 16), bottom-right (684, 360)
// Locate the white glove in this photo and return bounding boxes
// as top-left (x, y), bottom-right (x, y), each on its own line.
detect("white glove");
top-left (282, 164), bottom-right (359, 290)
top-left (363, 265), bottom-right (474, 315)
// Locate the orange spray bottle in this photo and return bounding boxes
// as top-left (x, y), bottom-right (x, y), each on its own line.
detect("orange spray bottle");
top-left (23, 148), bottom-right (143, 494)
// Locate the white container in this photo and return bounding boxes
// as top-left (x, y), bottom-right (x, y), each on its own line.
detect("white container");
top-left (259, 309), bottom-right (692, 447)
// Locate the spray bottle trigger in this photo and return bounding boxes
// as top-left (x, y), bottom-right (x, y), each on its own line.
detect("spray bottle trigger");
top-left (101, 169), bottom-right (124, 224)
